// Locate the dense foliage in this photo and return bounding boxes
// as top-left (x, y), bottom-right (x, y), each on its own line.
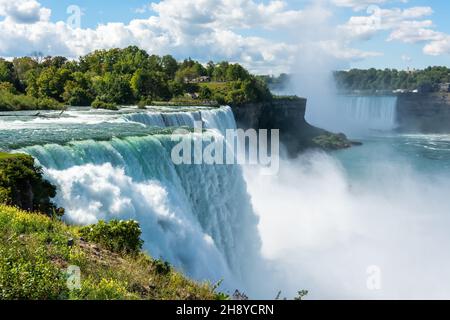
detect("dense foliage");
top-left (79, 220), bottom-right (143, 255)
top-left (0, 153), bottom-right (60, 216)
top-left (0, 205), bottom-right (223, 300)
top-left (0, 47), bottom-right (271, 110)
top-left (334, 67), bottom-right (450, 92)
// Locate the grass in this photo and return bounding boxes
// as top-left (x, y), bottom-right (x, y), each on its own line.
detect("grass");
top-left (0, 204), bottom-right (225, 300)
top-left (198, 82), bottom-right (233, 97)
top-left (0, 152), bottom-right (18, 160)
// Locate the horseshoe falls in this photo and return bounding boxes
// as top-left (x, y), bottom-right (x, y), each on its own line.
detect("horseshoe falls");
top-left (306, 95), bottom-right (398, 135)
top-left (339, 96), bottom-right (398, 131)
top-left (0, 106), bottom-right (262, 292)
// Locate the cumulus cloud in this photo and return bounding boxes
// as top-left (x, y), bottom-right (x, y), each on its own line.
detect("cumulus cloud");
top-left (0, 0), bottom-right (50, 24)
top-left (338, 4), bottom-right (450, 56)
top-left (151, 0), bottom-right (305, 30)
top-left (339, 6), bottom-right (433, 40)
top-left (423, 35), bottom-right (450, 56)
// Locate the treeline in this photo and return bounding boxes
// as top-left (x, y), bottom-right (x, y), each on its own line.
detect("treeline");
top-left (334, 67), bottom-right (450, 92)
top-left (0, 46), bottom-right (271, 111)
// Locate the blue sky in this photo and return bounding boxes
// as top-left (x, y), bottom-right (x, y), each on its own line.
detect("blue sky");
top-left (1, 0), bottom-right (450, 74)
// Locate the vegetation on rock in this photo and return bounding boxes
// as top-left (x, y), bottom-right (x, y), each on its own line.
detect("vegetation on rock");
top-left (0, 153), bottom-right (61, 216)
top-left (312, 133), bottom-right (356, 150)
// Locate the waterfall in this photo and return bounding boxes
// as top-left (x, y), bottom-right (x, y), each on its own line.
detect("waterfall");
top-left (123, 106), bottom-right (237, 135)
top-left (16, 106), bottom-right (261, 290)
top-left (338, 95), bottom-right (398, 131)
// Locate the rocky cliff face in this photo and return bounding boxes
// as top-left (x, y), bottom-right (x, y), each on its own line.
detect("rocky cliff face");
top-left (231, 97), bottom-right (355, 156)
top-left (397, 93), bottom-right (450, 133)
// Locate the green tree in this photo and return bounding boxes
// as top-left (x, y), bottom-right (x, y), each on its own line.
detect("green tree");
top-left (131, 69), bottom-right (169, 101)
top-left (92, 73), bottom-right (133, 105)
top-left (198, 86), bottom-right (212, 99)
top-left (212, 62), bottom-right (229, 82)
top-left (36, 67), bottom-right (71, 101)
top-left (161, 55), bottom-right (179, 79)
top-left (42, 56), bottom-right (68, 69)
top-left (63, 78), bottom-right (94, 106)
top-left (226, 64), bottom-right (250, 81)
top-left (0, 59), bottom-right (17, 86)
top-left (12, 57), bottom-right (39, 91)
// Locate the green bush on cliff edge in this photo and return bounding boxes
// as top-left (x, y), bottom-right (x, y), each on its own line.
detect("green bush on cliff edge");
top-left (0, 152), bottom-right (61, 217)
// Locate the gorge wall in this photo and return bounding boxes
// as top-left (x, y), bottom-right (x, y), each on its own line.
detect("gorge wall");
top-left (397, 92), bottom-right (450, 133)
top-left (231, 97), bottom-right (352, 155)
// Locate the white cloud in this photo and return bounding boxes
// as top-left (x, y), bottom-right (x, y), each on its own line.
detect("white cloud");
top-left (319, 40), bottom-right (382, 60)
top-left (423, 35), bottom-right (450, 56)
top-left (151, 0), bottom-right (305, 31)
top-left (338, 4), bottom-right (450, 56)
top-left (0, 0), bottom-right (50, 24)
top-left (134, 5), bottom-right (151, 14)
top-left (339, 6), bottom-right (433, 40)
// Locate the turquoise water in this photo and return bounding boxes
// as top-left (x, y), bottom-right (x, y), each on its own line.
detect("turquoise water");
top-left (335, 134), bottom-right (450, 178)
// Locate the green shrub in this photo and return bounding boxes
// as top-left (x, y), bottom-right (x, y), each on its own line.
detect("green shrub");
top-left (0, 90), bottom-right (61, 111)
top-left (137, 98), bottom-right (152, 109)
top-left (0, 153), bottom-right (60, 216)
top-left (0, 82), bottom-right (16, 93)
top-left (152, 258), bottom-right (171, 275)
top-left (79, 219), bottom-right (143, 254)
top-left (37, 97), bottom-right (61, 109)
top-left (91, 98), bottom-right (118, 110)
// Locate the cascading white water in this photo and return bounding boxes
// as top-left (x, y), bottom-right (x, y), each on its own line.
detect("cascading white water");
top-left (124, 106), bottom-right (237, 135)
top-left (125, 111), bottom-right (201, 128)
top-left (15, 106), bottom-right (262, 291)
top-left (306, 95), bottom-right (399, 136)
top-left (338, 96), bottom-right (398, 132)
